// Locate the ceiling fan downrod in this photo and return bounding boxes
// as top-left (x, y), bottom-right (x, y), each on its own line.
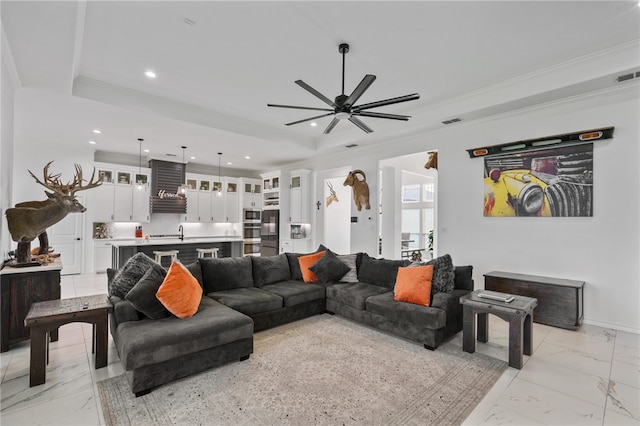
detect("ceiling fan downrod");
top-left (339, 43), bottom-right (349, 96)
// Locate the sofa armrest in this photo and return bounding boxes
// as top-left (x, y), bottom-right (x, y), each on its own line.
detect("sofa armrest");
top-left (431, 288), bottom-right (469, 312)
top-left (109, 295), bottom-right (141, 325)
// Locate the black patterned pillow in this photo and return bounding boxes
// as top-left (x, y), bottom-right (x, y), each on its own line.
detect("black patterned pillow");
top-left (109, 253), bottom-right (163, 299)
top-left (425, 253), bottom-right (455, 293)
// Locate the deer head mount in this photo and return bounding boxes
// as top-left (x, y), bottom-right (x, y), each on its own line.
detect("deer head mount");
top-left (6, 162), bottom-right (101, 264)
top-left (326, 181), bottom-right (339, 207)
top-left (343, 169), bottom-right (370, 211)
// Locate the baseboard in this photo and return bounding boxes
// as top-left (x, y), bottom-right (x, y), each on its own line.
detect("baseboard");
top-left (582, 318), bottom-right (639, 335)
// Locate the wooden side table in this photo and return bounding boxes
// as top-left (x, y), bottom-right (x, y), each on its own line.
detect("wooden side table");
top-left (460, 290), bottom-right (538, 369)
top-left (24, 294), bottom-right (113, 387)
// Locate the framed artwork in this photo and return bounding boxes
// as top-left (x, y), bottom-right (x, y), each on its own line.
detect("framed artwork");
top-left (483, 143), bottom-right (593, 217)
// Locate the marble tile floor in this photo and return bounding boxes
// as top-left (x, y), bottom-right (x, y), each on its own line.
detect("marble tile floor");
top-left (1, 273), bottom-right (638, 426)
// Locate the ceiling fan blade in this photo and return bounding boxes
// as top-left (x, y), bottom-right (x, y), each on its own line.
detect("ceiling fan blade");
top-left (344, 74), bottom-right (376, 107)
top-left (286, 112), bottom-right (335, 126)
top-left (353, 93), bottom-right (420, 111)
top-left (268, 103), bottom-right (334, 112)
top-left (349, 116), bottom-right (373, 133)
top-left (295, 80), bottom-right (337, 108)
top-left (352, 111), bottom-right (411, 121)
top-left (323, 117), bottom-right (340, 134)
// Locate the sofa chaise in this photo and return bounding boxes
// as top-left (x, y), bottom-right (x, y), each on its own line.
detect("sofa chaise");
top-left (107, 249), bottom-right (473, 395)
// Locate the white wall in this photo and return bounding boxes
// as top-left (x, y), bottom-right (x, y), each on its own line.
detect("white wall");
top-left (279, 87), bottom-right (639, 333)
top-left (1, 44), bottom-right (18, 264)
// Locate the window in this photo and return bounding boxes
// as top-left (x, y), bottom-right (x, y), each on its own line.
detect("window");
top-left (401, 209), bottom-right (421, 249)
top-left (423, 183), bottom-right (435, 202)
top-left (402, 184), bottom-right (420, 203)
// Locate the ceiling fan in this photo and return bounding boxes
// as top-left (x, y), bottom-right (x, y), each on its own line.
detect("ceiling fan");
top-left (268, 43), bottom-right (420, 134)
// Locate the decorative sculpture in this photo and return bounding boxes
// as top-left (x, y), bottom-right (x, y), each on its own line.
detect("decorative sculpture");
top-left (343, 170), bottom-right (370, 211)
top-left (5, 162), bottom-right (102, 265)
top-left (424, 151), bottom-right (438, 170)
top-left (326, 181), bottom-right (339, 207)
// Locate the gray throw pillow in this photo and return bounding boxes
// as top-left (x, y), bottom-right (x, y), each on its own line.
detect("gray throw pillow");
top-left (199, 256), bottom-right (253, 293)
top-left (426, 253), bottom-right (455, 293)
top-left (125, 265), bottom-right (169, 319)
top-left (286, 245), bottom-right (326, 281)
top-left (309, 250), bottom-right (351, 283)
top-left (337, 254), bottom-right (358, 283)
top-left (109, 253), bottom-right (162, 299)
top-left (357, 254), bottom-right (409, 289)
top-left (252, 254), bottom-right (291, 287)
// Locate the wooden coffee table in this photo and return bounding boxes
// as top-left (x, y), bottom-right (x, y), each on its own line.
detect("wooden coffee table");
top-left (460, 290), bottom-right (537, 369)
top-left (24, 294), bottom-right (113, 387)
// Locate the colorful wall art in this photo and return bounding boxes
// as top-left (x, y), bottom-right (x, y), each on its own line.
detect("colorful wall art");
top-left (483, 143), bottom-right (593, 217)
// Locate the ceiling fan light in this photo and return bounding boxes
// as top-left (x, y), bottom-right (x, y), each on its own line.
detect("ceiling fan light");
top-left (335, 111), bottom-right (350, 120)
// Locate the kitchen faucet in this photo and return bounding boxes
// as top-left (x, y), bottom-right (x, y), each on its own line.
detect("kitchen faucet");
top-left (178, 225), bottom-right (184, 241)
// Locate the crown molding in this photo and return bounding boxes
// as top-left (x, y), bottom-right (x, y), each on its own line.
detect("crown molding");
top-left (1, 24), bottom-right (21, 89)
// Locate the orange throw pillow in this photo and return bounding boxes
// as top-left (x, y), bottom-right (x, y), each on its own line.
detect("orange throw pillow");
top-left (394, 265), bottom-right (434, 307)
top-left (156, 261), bottom-right (203, 318)
top-left (298, 251), bottom-right (326, 283)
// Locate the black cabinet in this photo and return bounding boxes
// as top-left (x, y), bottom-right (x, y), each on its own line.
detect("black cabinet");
top-left (484, 271), bottom-right (584, 330)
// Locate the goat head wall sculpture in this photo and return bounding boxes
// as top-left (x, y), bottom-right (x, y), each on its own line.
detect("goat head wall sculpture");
top-left (424, 151), bottom-right (438, 170)
top-left (343, 170), bottom-right (370, 211)
top-left (6, 161), bottom-right (101, 264)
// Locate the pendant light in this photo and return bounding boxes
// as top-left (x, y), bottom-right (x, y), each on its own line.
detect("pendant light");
top-left (178, 146), bottom-right (188, 194)
top-left (217, 152), bottom-right (223, 197)
top-left (136, 138), bottom-right (144, 190)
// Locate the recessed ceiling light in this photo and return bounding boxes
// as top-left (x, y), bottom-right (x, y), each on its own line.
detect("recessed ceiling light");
top-left (244, 156), bottom-right (250, 160)
top-left (190, 156), bottom-right (196, 160)
top-left (227, 162), bottom-right (232, 165)
top-left (310, 122), bottom-right (317, 127)
top-left (89, 140), bottom-right (96, 145)
top-left (143, 149), bottom-right (150, 153)
top-left (92, 129), bottom-right (101, 134)
top-left (145, 70), bottom-right (157, 78)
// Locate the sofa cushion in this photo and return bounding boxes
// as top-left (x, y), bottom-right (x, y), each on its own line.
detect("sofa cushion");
top-left (357, 255), bottom-right (409, 289)
top-left (251, 254), bottom-right (290, 287)
top-left (366, 292), bottom-right (446, 329)
top-left (109, 253), bottom-right (163, 299)
top-left (116, 297), bottom-right (253, 371)
top-left (207, 287), bottom-right (283, 316)
top-left (285, 245), bottom-right (325, 281)
top-left (394, 265), bottom-right (433, 307)
top-left (309, 250), bottom-right (351, 283)
top-left (325, 282), bottom-right (391, 310)
top-left (336, 254), bottom-right (358, 283)
top-left (424, 254), bottom-right (455, 294)
top-left (156, 261), bottom-right (203, 319)
top-left (200, 256), bottom-right (254, 293)
top-left (454, 265), bottom-right (474, 291)
top-left (185, 261), bottom-right (204, 287)
top-left (261, 280), bottom-right (325, 307)
top-left (298, 251), bottom-right (326, 283)
top-left (125, 264), bottom-right (169, 319)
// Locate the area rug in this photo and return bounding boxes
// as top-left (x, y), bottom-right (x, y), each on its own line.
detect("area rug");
top-left (98, 314), bottom-right (506, 425)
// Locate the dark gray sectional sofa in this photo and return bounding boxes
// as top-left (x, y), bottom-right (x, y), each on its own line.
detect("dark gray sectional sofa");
top-left (107, 250), bottom-right (473, 396)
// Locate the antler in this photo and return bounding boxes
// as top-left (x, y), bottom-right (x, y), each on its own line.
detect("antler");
top-left (28, 161), bottom-right (67, 195)
top-left (27, 162), bottom-right (101, 196)
top-left (352, 169), bottom-right (367, 181)
top-left (69, 164), bottom-right (102, 195)
top-left (327, 181), bottom-right (336, 195)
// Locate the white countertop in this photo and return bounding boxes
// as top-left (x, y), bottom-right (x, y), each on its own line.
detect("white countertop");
top-left (109, 236), bottom-right (243, 247)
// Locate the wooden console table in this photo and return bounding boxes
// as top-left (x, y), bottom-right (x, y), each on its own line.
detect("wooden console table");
top-left (484, 271), bottom-right (584, 330)
top-left (1, 259), bottom-right (62, 352)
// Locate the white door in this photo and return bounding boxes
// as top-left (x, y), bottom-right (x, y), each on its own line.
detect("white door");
top-left (314, 168), bottom-right (352, 254)
top-left (48, 196), bottom-right (84, 275)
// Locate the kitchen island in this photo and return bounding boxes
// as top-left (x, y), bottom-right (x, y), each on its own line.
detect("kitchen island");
top-left (110, 237), bottom-right (243, 269)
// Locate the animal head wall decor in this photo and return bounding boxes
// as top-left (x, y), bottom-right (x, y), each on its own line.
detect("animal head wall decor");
top-left (424, 151), bottom-right (438, 170)
top-left (326, 181), bottom-right (339, 207)
top-left (5, 161), bottom-right (101, 264)
top-left (343, 170), bottom-right (370, 211)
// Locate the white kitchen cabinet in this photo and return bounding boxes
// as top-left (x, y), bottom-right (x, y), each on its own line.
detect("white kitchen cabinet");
top-left (94, 240), bottom-right (113, 273)
top-left (91, 164), bottom-right (151, 223)
top-left (225, 178), bottom-right (240, 222)
top-left (91, 181), bottom-right (115, 221)
top-left (131, 182), bottom-right (150, 222)
top-left (289, 169), bottom-right (311, 223)
top-left (261, 171), bottom-right (281, 210)
top-left (241, 178), bottom-right (262, 209)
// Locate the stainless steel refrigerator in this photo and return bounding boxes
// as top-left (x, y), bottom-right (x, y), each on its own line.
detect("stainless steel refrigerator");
top-left (260, 210), bottom-right (279, 256)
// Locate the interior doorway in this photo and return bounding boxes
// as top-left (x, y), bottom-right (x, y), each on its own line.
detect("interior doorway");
top-left (48, 195), bottom-right (85, 275)
top-left (379, 152), bottom-right (437, 260)
top-left (314, 167), bottom-right (352, 254)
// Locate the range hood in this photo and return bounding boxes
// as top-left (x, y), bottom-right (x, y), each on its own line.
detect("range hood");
top-left (149, 159), bottom-right (187, 214)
